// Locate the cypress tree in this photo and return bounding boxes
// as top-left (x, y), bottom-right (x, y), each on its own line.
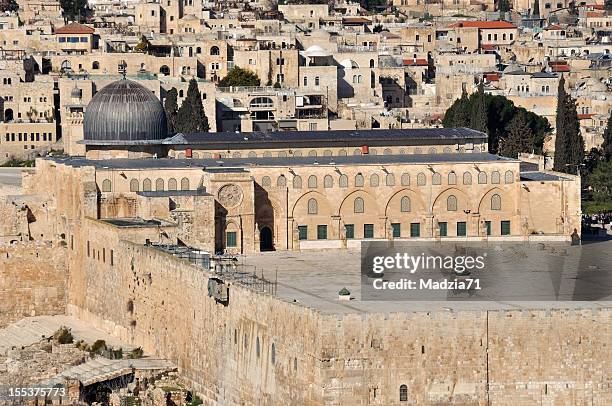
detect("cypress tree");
top-left (532, 0), bottom-right (540, 16)
top-left (602, 111), bottom-right (612, 159)
top-left (501, 111), bottom-right (533, 158)
top-left (164, 88), bottom-right (178, 135)
top-left (470, 81), bottom-right (488, 133)
top-left (175, 79), bottom-right (210, 133)
top-left (554, 76), bottom-right (584, 174)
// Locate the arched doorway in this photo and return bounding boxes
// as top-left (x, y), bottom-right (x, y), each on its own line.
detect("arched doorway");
top-left (260, 226), bottom-right (273, 251)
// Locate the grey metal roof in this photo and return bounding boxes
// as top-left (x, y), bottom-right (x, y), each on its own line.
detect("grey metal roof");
top-left (48, 152), bottom-right (516, 170)
top-left (163, 127), bottom-right (487, 149)
top-left (137, 190), bottom-right (210, 197)
top-left (520, 171), bottom-right (570, 181)
top-left (83, 79), bottom-right (167, 143)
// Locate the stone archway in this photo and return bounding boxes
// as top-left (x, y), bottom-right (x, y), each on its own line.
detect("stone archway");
top-left (260, 226), bottom-right (273, 251)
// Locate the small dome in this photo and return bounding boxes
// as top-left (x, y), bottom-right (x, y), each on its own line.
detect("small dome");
top-left (83, 79), bottom-right (167, 143)
top-left (304, 45), bottom-right (331, 57)
top-left (70, 85), bottom-right (82, 99)
top-left (339, 58), bottom-right (359, 69)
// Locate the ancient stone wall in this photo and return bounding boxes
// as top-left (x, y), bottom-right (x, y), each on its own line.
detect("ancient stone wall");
top-left (0, 242), bottom-right (67, 328)
top-left (65, 236), bottom-right (611, 405)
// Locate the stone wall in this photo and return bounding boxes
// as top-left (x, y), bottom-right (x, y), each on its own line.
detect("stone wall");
top-left (0, 242), bottom-right (67, 328)
top-left (66, 237), bottom-right (611, 405)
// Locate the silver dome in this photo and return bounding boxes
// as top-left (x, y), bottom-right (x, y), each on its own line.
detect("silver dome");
top-left (83, 79), bottom-right (167, 143)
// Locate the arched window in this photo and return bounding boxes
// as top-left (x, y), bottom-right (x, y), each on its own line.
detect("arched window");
top-left (491, 171), bottom-right (500, 184)
top-left (443, 147), bottom-right (452, 153)
top-left (432, 172), bottom-right (441, 185)
top-left (130, 179), bottom-right (139, 192)
top-left (155, 178), bottom-right (164, 191)
top-left (303, 76), bottom-right (308, 86)
top-left (383, 148), bottom-right (392, 155)
top-left (428, 148), bottom-right (437, 154)
top-left (401, 173), bottom-right (410, 186)
top-left (324, 175), bottom-right (333, 188)
top-left (447, 195), bottom-right (458, 211)
top-left (354, 197), bottom-right (364, 213)
top-left (355, 173), bottom-right (364, 187)
top-left (417, 173), bottom-right (426, 186)
top-left (353, 148), bottom-right (361, 155)
top-left (143, 178), bottom-right (152, 191)
top-left (504, 170), bottom-right (514, 184)
top-left (339, 174), bottom-right (348, 188)
top-left (399, 384), bottom-right (408, 402)
top-left (478, 172), bottom-right (487, 184)
top-left (308, 150), bottom-right (317, 157)
top-left (160, 65), bottom-right (170, 75)
top-left (308, 175), bottom-right (317, 188)
top-left (181, 177), bottom-right (190, 190)
top-left (448, 172), bottom-right (457, 185)
top-left (101, 179), bottom-right (111, 192)
top-left (491, 194), bottom-right (502, 210)
top-left (293, 176), bottom-right (302, 189)
top-left (210, 46), bottom-right (220, 55)
top-left (232, 151), bottom-right (241, 158)
top-left (369, 59), bottom-right (375, 68)
top-left (307, 198), bottom-right (318, 214)
top-left (278, 151), bottom-right (287, 157)
top-left (261, 176), bottom-right (271, 187)
top-left (338, 149), bottom-right (347, 156)
top-left (196, 47), bottom-right (201, 54)
top-left (248, 151), bottom-right (257, 158)
top-left (463, 172), bottom-right (472, 185)
top-left (400, 196), bottom-right (411, 212)
top-left (250, 97), bottom-right (273, 108)
top-left (168, 178), bottom-right (177, 191)
top-left (386, 173), bottom-right (395, 186)
top-left (315, 76), bottom-right (320, 86)
top-left (92, 61), bottom-right (100, 69)
top-left (277, 175), bottom-right (286, 187)
top-left (370, 174), bottom-right (379, 187)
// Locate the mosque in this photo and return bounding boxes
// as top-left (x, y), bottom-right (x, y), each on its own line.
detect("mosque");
top-left (26, 78), bottom-right (581, 254)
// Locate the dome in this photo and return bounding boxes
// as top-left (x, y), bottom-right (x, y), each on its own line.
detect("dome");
top-left (304, 45), bottom-right (331, 57)
top-left (83, 79), bottom-right (167, 144)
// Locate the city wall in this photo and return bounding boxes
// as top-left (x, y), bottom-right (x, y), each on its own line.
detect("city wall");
top-left (0, 242), bottom-right (67, 328)
top-left (66, 236), bottom-right (611, 405)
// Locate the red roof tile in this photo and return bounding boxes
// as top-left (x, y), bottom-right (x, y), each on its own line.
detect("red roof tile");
top-left (55, 22), bottom-right (95, 35)
top-left (484, 73), bottom-right (500, 81)
top-left (450, 21), bottom-right (517, 29)
top-left (403, 58), bottom-right (428, 66)
top-left (551, 65), bottom-right (570, 72)
top-left (577, 113), bottom-right (594, 119)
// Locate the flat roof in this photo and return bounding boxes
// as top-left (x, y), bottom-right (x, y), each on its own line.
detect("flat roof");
top-left (521, 171), bottom-right (571, 181)
top-left (137, 190), bottom-right (210, 197)
top-left (49, 153), bottom-right (516, 170)
top-left (163, 128), bottom-right (488, 148)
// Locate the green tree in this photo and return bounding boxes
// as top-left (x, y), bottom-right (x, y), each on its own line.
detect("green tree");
top-left (500, 111), bottom-right (533, 158)
top-left (442, 89), bottom-right (470, 128)
top-left (606, 0), bottom-right (612, 12)
top-left (0, 0), bottom-right (19, 12)
top-left (164, 88), bottom-right (178, 135)
top-left (175, 79), bottom-right (210, 133)
top-left (134, 35), bottom-right (150, 53)
top-left (601, 111), bottom-right (612, 159)
top-left (554, 76), bottom-right (585, 174)
top-left (532, 0), bottom-right (540, 15)
top-left (59, 0), bottom-right (88, 22)
top-left (497, 0), bottom-right (511, 12)
top-left (218, 67), bottom-right (261, 87)
top-left (470, 81), bottom-right (488, 133)
top-left (587, 159), bottom-right (612, 202)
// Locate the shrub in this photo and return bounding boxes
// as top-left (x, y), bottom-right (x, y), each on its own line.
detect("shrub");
top-left (53, 326), bottom-right (74, 344)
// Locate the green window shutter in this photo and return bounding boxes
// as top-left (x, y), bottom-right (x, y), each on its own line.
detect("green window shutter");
top-left (317, 225), bottom-right (327, 240)
top-left (410, 223), bottom-right (420, 237)
top-left (298, 226), bottom-right (308, 240)
top-left (457, 222), bottom-right (467, 236)
top-left (345, 224), bottom-right (354, 239)
top-left (501, 221), bottom-right (511, 236)
top-left (391, 223), bottom-right (401, 238)
top-left (439, 222), bottom-right (447, 237)
top-left (226, 231), bottom-right (237, 247)
top-left (364, 224), bottom-right (374, 238)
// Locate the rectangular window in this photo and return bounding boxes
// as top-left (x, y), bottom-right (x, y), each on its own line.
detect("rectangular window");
top-left (501, 221), bottom-right (511, 236)
top-left (391, 223), bottom-right (401, 238)
top-left (226, 231), bottom-right (237, 247)
top-left (87, 241), bottom-right (90, 257)
top-left (59, 37), bottom-right (66, 43)
top-left (485, 221), bottom-right (491, 236)
top-left (298, 226), bottom-right (308, 240)
top-left (70, 235), bottom-right (73, 250)
top-left (439, 222), bottom-right (447, 237)
top-left (309, 123), bottom-right (317, 131)
top-left (317, 225), bottom-right (327, 240)
top-left (364, 224), bottom-right (374, 239)
top-left (410, 223), bottom-right (420, 237)
top-left (457, 222), bottom-right (467, 237)
top-left (102, 248), bottom-right (105, 263)
top-left (110, 249), bottom-right (114, 266)
top-left (80, 37), bottom-right (88, 42)
top-left (345, 224), bottom-right (354, 239)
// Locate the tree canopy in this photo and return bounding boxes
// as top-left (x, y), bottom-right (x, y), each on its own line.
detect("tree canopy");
top-left (442, 88), bottom-right (551, 156)
top-left (174, 79), bottom-right (210, 133)
top-left (59, 0), bottom-right (88, 23)
top-left (164, 88), bottom-right (178, 135)
top-left (553, 76), bottom-right (584, 174)
top-left (218, 67), bottom-right (261, 87)
top-left (601, 111), bottom-right (612, 159)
